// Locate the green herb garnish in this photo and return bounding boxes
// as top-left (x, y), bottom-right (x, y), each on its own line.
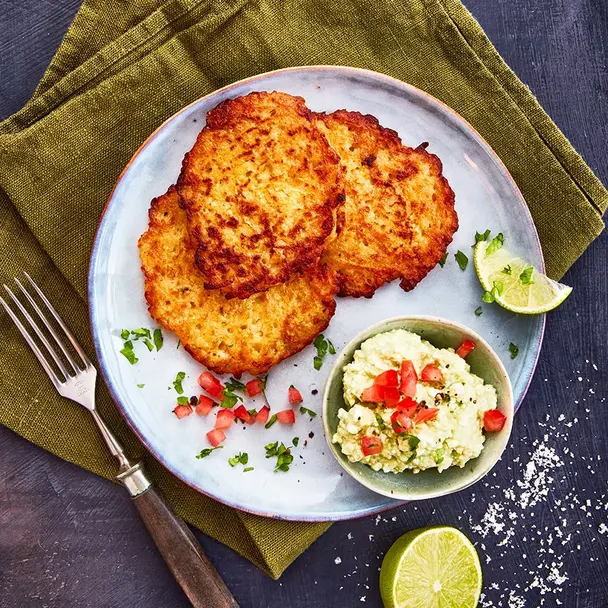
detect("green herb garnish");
top-left (509, 343), bottom-right (519, 359)
top-left (121, 329), bottom-right (130, 340)
top-left (474, 229), bottom-right (491, 244)
top-left (292, 437), bottom-right (300, 447)
top-left (176, 396), bottom-right (189, 406)
top-left (173, 371), bottom-right (186, 394)
top-left (313, 356), bottom-right (323, 370)
top-left (438, 252), bottom-right (448, 268)
top-left (434, 448), bottom-right (444, 465)
top-left (485, 232), bottom-right (504, 256)
top-left (220, 388), bottom-right (242, 408)
top-left (375, 413), bottom-right (386, 430)
top-left (519, 266), bottom-right (534, 285)
top-left (143, 338), bottom-right (154, 352)
top-left (502, 265), bottom-right (512, 275)
top-left (153, 328), bottom-right (163, 351)
top-left (120, 340), bottom-right (138, 365)
top-left (264, 414), bottom-right (278, 429)
top-left (137, 383), bottom-right (145, 388)
top-left (265, 441), bottom-right (296, 472)
top-left (229, 452), bottom-right (249, 467)
top-left (328, 340), bottom-right (336, 355)
top-left (225, 377), bottom-right (246, 393)
top-left (455, 250), bottom-right (469, 271)
top-left (405, 435), bottom-right (420, 450)
top-left (312, 334), bottom-right (336, 370)
top-left (131, 328), bottom-right (151, 340)
top-left (196, 446), bottom-right (223, 459)
top-left (474, 306), bottom-right (483, 316)
top-left (243, 467), bottom-right (254, 473)
top-left (481, 280), bottom-right (504, 304)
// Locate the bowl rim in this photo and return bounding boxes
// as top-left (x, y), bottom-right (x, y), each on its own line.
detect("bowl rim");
top-left (322, 315), bottom-right (514, 501)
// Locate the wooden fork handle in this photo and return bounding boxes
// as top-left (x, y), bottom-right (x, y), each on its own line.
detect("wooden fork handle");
top-left (131, 485), bottom-right (240, 608)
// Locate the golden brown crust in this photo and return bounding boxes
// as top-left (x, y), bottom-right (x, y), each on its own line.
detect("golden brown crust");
top-left (315, 110), bottom-right (458, 298)
top-left (177, 91), bottom-right (344, 300)
top-left (138, 187), bottom-right (338, 375)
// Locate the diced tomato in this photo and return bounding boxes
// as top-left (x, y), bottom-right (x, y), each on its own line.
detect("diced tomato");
top-left (374, 369), bottom-right (399, 387)
top-left (255, 405), bottom-right (270, 424)
top-left (195, 395), bottom-right (215, 416)
top-left (383, 386), bottom-right (401, 407)
top-left (234, 404), bottom-right (255, 425)
top-left (173, 404), bottom-right (192, 419)
top-left (483, 409), bottom-right (507, 432)
top-left (198, 371), bottom-right (224, 397)
top-left (395, 397), bottom-right (418, 418)
top-left (414, 407), bottom-right (440, 425)
top-left (455, 339), bottom-right (476, 359)
top-left (288, 385), bottom-right (303, 404)
top-left (361, 435), bottom-right (383, 456)
top-left (215, 409), bottom-right (235, 430)
top-left (206, 428), bottom-right (226, 447)
top-left (246, 378), bottom-right (264, 397)
top-left (276, 409), bottom-right (296, 424)
top-left (399, 360), bottom-right (418, 398)
top-left (390, 410), bottom-right (413, 433)
top-left (361, 384), bottom-right (385, 403)
top-left (421, 364), bottom-right (443, 383)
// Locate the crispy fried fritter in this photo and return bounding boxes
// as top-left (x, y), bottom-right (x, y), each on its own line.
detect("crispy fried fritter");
top-left (315, 111), bottom-right (458, 298)
top-left (177, 91), bottom-right (344, 300)
top-left (138, 187), bottom-right (338, 375)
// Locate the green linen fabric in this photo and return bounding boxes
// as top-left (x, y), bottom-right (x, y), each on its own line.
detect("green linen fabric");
top-left (0, 0), bottom-right (605, 579)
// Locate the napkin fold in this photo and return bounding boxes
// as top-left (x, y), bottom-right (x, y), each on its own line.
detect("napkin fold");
top-left (0, 0), bottom-right (605, 578)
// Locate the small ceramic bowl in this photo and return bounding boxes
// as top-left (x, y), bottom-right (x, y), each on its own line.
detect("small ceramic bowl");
top-left (322, 316), bottom-right (514, 501)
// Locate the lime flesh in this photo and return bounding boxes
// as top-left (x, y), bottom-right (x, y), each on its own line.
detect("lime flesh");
top-left (474, 240), bottom-right (572, 314)
top-left (379, 527), bottom-right (482, 608)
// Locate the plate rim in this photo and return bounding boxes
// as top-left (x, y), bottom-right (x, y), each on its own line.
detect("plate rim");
top-left (88, 65), bottom-right (546, 521)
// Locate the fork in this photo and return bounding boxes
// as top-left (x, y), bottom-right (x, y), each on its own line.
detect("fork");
top-left (1, 273), bottom-right (239, 608)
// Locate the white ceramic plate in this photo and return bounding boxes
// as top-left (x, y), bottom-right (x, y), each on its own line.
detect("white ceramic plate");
top-left (89, 66), bottom-right (545, 521)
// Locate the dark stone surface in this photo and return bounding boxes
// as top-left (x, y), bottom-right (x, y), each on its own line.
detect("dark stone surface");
top-left (0, 1), bottom-right (606, 606)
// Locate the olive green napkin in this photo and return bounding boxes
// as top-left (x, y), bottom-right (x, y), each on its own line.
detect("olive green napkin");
top-left (0, 0), bottom-right (605, 579)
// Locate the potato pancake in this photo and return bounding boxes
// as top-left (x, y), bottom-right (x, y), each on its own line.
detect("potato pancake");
top-left (138, 187), bottom-right (338, 375)
top-left (315, 111), bottom-right (458, 298)
top-left (177, 91), bottom-right (344, 299)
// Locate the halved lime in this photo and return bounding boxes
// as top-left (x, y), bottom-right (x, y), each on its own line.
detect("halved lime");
top-left (474, 238), bottom-right (572, 314)
top-left (379, 526), bottom-right (482, 608)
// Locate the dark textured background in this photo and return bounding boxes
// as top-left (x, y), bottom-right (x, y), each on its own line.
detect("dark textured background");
top-left (1, 1), bottom-right (606, 606)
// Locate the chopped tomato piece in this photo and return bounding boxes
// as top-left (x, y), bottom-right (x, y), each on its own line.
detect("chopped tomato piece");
top-left (198, 371), bottom-right (224, 398)
top-left (276, 409), bottom-right (296, 424)
top-left (399, 360), bottom-right (418, 398)
top-left (361, 435), bottom-right (383, 456)
top-left (396, 397), bottom-right (418, 418)
top-left (255, 405), bottom-right (270, 424)
top-left (173, 404), bottom-right (192, 419)
top-left (234, 404), bottom-right (255, 425)
top-left (195, 395), bottom-right (215, 416)
top-left (206, 428), bottom-right (226, 447)
top-left (374, 369), bottom-right (399, 387)
top-left (483, 409), bottom-right (507, 432)
top-left (421, 364), bottom-right (443, 383)
top-left (215, 409), bottom-right (235, 430)
top-left (246, 378), bottom-right (264, 397)
top-left (390, 410), bottom-right (413, 433)
top-left (383, 386), bottom-right (401, 407)
top-left (361, 384), bottom-right (385, 403)
top-left (414, 407), bottom-right (440, 424)
top-left (455, 339), bottom-right (476, 358)
top-left (288, 385), bottom-right (303, 404)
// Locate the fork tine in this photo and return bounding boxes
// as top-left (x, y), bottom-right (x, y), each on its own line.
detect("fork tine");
top-left (24, 272), bottom-right (91, 368)
top-left (3, 285), bottom-right (72, 380)
top-left (0, 295), bottom-right (62, 388)
top-left (14, 277), bottom-right (80, 375)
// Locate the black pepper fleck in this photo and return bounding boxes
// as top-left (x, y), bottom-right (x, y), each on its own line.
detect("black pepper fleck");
top-left (311, 389), bottom-right (318, 395)
top-left (309, 432), bottom-right (314, 438)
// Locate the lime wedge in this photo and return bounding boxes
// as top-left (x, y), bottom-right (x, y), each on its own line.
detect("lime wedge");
top-left (474, 239), bottom-right (572, 314)
top-left (379, 527), bottom-right (482, 608)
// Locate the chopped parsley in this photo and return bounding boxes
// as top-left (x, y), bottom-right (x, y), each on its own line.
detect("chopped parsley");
top-left (176, 396), bottom-right (189, 405)
top-left (196, 446), bottom-right (223, 459)
top-left (143, 338), bottom-right (154, 352)
top-left (120, 340), bottom-right (138, 365)
top-left (455, 250), bottom-right (469, 270)
top-left (474, 306), bottom-right (483, 316)
top-left (137, 383), bottom-right (145, 388)
top-left (265, 441), bottom-right (296, 472)
top-left (131, 328), bottom-right (151, 340)
top-left (121, 329), bottom-right (130, 340)
top-left (405, 435), bottom-right (420, 450)
top-left (228, 452), bottom-right (249, 467)
top-left (481, 280), bottom-right (504, 304)
top-left (292, 437), bottom-right (300, 447)
top-left (474, 229), bottom-right (491, 244)
top-left (313, 356), bottom-right (323, 371)
top-left (328, 340), bottom-right (336, 355)
top-left (299, 407), bottom-right (317, 418)
top-left (375, 413), bottom-right (386, 430)
top-left (264, 414), bottom-right (278, 429)
top-left (153, 328), bottom-right (163, 351)
top-left (225, 377), bottom-right (246, 393)
top-left (519, 266), bottom-right (534, 285)
top-left (485, 232), bottom-right (504, 256)
top-left (434, 447), bottom-right (444, 465)
top-left (509, 343), bottom-right (519, 359)
top-left (502, 265), bottom-right (512, 275)
top-left (312, 334), bottom-right (335, 370)
top-left (172, 371), bottom-right (186, 394)
top-left (243, 467), bottom-right (254, 473)
top-left (220, 387), bottom-right (242, 408)
top-left (438, 252), bottom-right (448, 267)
